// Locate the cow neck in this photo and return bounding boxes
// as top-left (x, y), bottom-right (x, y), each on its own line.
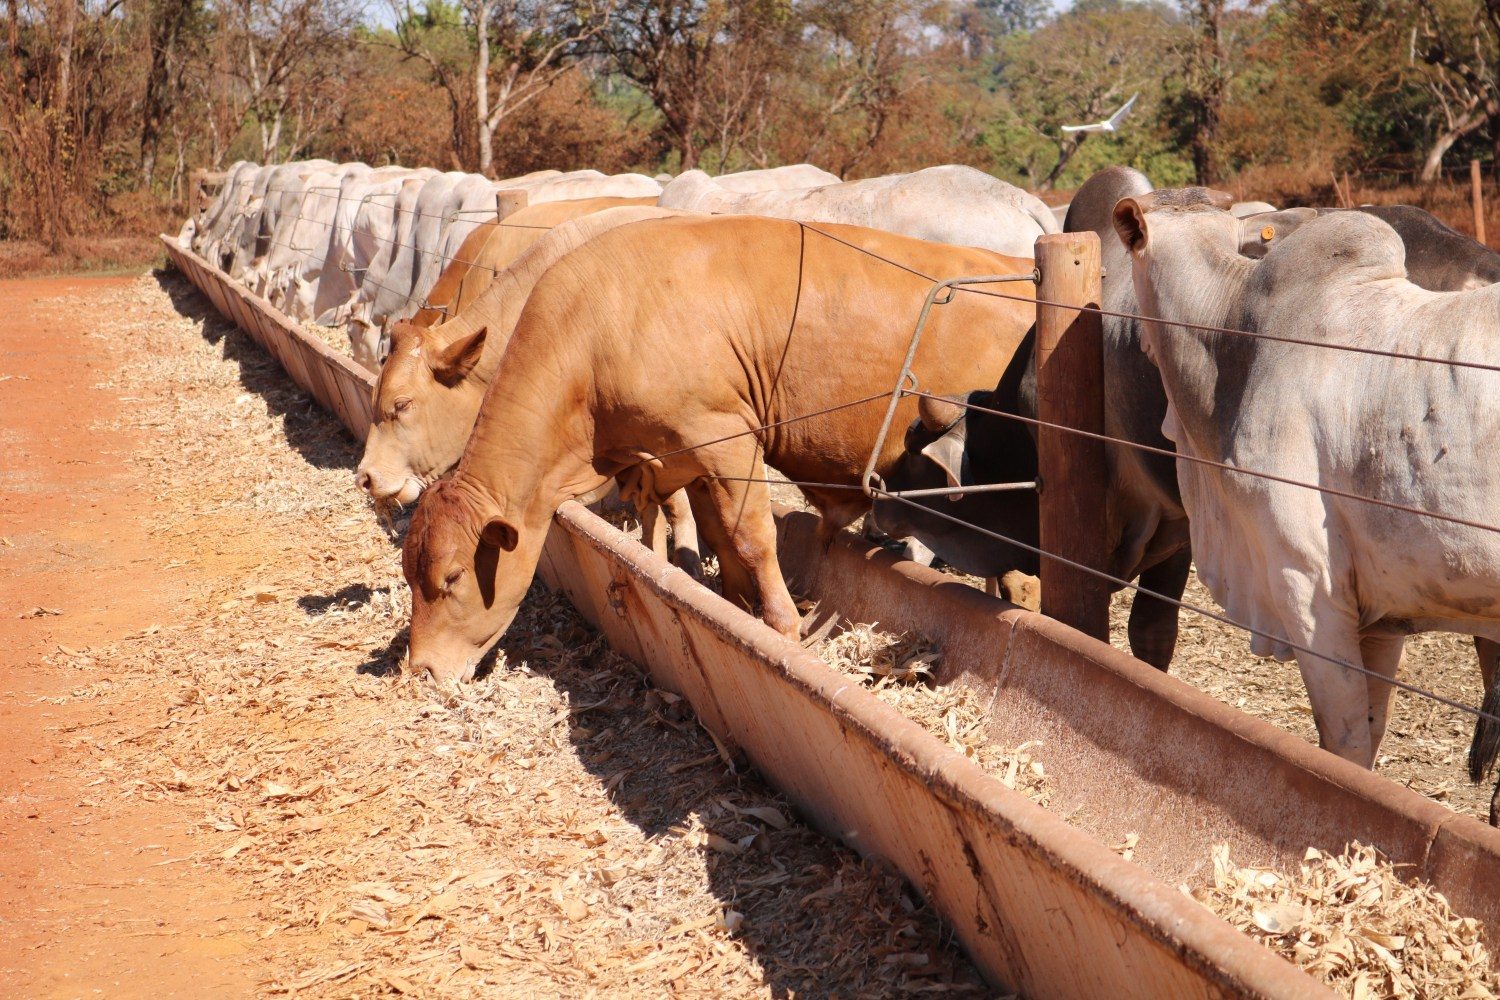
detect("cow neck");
top-left (1137, 234), bottom-right (1258, 461)
top-left (452, 340), bottom-right (602, 533)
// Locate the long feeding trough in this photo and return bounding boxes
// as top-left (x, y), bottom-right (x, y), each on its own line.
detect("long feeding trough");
top-left (162, 234), bottom-right (1500, 998)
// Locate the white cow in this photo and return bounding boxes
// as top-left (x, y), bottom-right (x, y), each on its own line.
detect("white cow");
top-left (398, 173), bottom-right (498, 325)
top-left (712, 164), bottom-right (840, 193)
top-left (658, 164), bottom-right (1059, 258)
top-left (1230, 200), bottom-right (1278, 218)
top-left (265, 163), bottom-right (377, 316)
top-left (310, 166), bottom-right (422, 326)
top-left (226, 161), bottom-right (335, 280)
top-left (1114, 187), bottom-right (1500, 770)
top-left (195, 161), bottom-right (261, 265)
top-left (523, 170), bottom-right (661, 203)
top-left (256, 162), bottom-right (370, 306)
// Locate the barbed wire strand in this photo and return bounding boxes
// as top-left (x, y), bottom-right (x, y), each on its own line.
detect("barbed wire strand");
top-left (869, 486), bottom-right (1500, 728)
top-left (194, 196), bottom-right (1500, 734)
top-left (905, 389), bottom-right (1500, 539)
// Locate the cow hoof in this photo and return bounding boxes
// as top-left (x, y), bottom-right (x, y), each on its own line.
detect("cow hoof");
top-left (1000, 570), bottom-right (1041, 612)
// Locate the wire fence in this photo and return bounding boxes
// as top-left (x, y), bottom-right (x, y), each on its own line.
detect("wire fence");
top-left (190, 169), bottom-right (1500, 739)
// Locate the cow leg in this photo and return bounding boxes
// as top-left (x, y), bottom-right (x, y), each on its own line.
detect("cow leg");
top-left (1127, 548), bottom-right (1192, 671)
top-left (1294, 606), bottom-right (1376, 767)
top-left (662, 490), bottom-right (703, 580)
top-left (687, 473), bottom-right (800, 640)
top-left (1358, 632), bottom-right (1406, 761)
top-left (1469, 639), bottom-right (1500, 790)
top-left (640, 503), bottom-right (669, 560)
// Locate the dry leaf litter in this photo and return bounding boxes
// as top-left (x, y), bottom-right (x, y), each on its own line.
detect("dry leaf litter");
top-left (39, 272), bottom-right (995, 998)
top-left (1188, 842), bottom-right (1498, 999)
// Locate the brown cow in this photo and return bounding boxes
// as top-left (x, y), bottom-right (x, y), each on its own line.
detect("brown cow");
top-left (356, 206), bottom-right (702, 572)
top-left (400, 215), bottom-right (1036, 681)
top-left (408, 196), bottom-right (658, 329)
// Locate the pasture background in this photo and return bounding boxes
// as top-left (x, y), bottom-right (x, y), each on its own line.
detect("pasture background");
top-left (6, 0), bottom-right (1500, 274)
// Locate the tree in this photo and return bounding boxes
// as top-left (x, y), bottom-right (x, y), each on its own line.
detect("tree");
top-left (390, 0), bottom-right (612, 176)
top-left (997, 0), bottom-right (1180, 189)
top-left (207, 0), bottom-right (359, 164)
top-left (797, 0), bottom-right (931, 176)
top-left (1180, 0), bottom-right (1229, 184)
top-left (139, 0), bottom-right (202, 187)
top-left (602, 0), bottom-right (796, 170)
top-left (1412, 0), bottom-right (1500, 181)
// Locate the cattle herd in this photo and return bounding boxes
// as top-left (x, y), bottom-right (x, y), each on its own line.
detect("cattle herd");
top-left (178, 157), bottom-right (1500, 822)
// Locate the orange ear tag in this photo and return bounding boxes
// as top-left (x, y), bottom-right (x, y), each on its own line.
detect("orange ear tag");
top-left (1261, 225), bottom-right (1275, 242)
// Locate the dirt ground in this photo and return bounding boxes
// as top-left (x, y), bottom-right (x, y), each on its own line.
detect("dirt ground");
top-left (4, 267), bottom-right (1494, 999)
top-left (0, 273), bottom-right (992, 998)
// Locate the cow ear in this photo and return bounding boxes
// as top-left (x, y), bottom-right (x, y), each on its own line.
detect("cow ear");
top-left (432, 326), bottom-right (487, 386)
top-left (917, 393), bottom-right (965, 432)
top-left (1114, 199), bottom-right (1149, 254)
top-left (919, 425), bottom-right (967, 494)
top-left (479, 514), bottom-right (518, 553)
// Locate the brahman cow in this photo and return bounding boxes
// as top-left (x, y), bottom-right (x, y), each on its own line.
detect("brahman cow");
top-left (872, 166), bottom-right (1192, 668)
top-left (182, 160), bottom-right (256, 254)
top-left (657, 164), bottom-right (1060, 258)
top-left (226, 161), bottom-right (336, 281)
top-left (1112, 188), bottom-right (1500, 779)
top-left (357, 206), bottom-right (702, 574)
top-left (398, 215), bottom-right (1035, 681)
top-left (259, 162), bottom-right (371, 311)
top-left (310, 167), bottom-right (427, 332)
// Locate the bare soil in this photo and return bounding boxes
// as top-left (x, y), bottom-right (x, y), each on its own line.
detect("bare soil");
top-left (0, 272), bottom-right (991, 998)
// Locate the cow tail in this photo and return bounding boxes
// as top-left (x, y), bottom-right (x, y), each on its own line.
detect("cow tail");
top-left (1468, 682), bottom-right (1500, 783)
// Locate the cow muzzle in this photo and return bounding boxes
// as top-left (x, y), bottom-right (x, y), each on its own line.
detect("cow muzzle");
top-left (356, 466), bottom-right (425, 507)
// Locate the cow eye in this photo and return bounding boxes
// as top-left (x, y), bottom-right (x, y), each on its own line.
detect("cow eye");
top-left (442, 567), bottom-right (463, 591)
top-left (393, 397), bottom-right (413, 416)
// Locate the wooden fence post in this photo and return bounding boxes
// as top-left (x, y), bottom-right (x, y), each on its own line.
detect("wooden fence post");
top-left (496, 188), bottom-right (529, 220)
top-left (1472, 159), bottom-right (1487, 245)
top-left (1035, 232), bottom-right (1110, 642)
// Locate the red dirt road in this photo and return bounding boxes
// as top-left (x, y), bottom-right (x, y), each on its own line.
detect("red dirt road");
top-left (0, 276), bottom-right (256, 998)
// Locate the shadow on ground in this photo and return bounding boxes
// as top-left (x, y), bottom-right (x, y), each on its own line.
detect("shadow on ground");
top-left (155, 268), bottom-right (359, 473)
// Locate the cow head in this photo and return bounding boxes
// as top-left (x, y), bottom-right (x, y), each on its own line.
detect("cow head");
top-left (402, 475), bottom-right (542, 683)
top-left (871, 390), bottom-right (1041, 580)
top-left (1112, 187), bottom-right (1235, 257)
top-left (1113, 188), bottom-right (1244, 365)
top-left (356, 321), bottom-right (489, 507)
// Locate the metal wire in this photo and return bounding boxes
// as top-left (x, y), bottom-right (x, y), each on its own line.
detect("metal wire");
top-left (905, 388), bottom-right (1500, 539)
top-left (868, 485), bottom-right (1500, 728)
top-left (969, 285), bottom-right (1500, 375)
top-left (198, 183), bottom-right (1500, 736)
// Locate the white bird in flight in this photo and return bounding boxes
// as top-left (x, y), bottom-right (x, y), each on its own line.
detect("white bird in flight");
top-left (1061, 93), bottom-right (1139, 134)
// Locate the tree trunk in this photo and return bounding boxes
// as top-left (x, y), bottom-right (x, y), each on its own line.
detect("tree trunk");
top-left (475, 0), bottom-right (493, 177)
top-left (140, 0), bottom-right (195, 189)
top-left (1041, 135), bottom-right (1085, 191)
top-left (55, 0), bottom-right (76, 115)
top-left (1420, 113), bottom-right (1486, 183)
top-left (1189, 0), bottom-right (1224, 186)
top-left (1422, 131), bottom-right (1460, 182)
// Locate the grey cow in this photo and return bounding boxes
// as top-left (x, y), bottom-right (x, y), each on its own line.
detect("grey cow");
top-left (1114, 190), bottom-right (1500, 803)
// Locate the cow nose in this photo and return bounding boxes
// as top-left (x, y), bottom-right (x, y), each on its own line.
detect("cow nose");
top-left (355, 468), bottom-right (373, 495)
